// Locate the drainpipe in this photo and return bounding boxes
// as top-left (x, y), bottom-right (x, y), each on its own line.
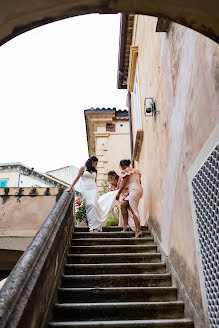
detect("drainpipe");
top-left (127, 91), bottom-right (134, 168)
top-left (17, 173), bottom-right (21, 187)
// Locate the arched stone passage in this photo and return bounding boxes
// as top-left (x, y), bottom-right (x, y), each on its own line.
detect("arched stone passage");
top-left (0, 0), bottom-right (218, 46)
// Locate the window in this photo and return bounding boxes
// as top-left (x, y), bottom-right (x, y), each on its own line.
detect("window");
top-left (106, 123), bottom-right (115, 132)
top-left (133, 70), bottom-right (142, 129)
top-left (0, 179), bottom-right (8, 187)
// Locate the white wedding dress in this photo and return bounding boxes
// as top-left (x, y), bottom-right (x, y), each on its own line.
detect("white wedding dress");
top-left (80, 170), bottom-right (118, 231)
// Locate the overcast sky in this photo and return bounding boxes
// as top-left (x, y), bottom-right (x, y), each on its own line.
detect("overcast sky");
top-left (0, 14), bottom-right (127, 172)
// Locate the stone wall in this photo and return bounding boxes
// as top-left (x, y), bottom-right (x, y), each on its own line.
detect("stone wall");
top-left (0, 187), bottom-right (62, 251)
top-left (130, 15), bottom-right (219, 327)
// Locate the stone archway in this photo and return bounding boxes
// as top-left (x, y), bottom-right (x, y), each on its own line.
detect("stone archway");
top-left (0, 0), bottom-right (219, 46)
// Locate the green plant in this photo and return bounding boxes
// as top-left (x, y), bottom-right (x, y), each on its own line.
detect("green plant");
top-left (75, 198), bottom-right (87, 223)
top-left (106, 217), bottom-right (119, 227)
top-left (100, 178), bottom-right (110, 195)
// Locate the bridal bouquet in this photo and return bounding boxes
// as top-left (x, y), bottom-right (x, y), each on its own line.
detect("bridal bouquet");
top-left (75, 197), bottom-right (87, 223)
top-left (75, 198), bottom-right (83, 207)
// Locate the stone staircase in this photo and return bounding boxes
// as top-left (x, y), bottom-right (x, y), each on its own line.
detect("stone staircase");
top-left (48, 226), bottom-right (193, 328)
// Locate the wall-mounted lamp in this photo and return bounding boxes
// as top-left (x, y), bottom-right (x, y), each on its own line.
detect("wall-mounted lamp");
top-left (144, 98), bottom-right (159, 116)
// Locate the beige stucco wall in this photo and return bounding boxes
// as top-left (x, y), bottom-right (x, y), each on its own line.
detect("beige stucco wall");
top-left (0, 172), bottom-right (19, 187)
top-left (0, 189), bottom-right (57, 251)
top-left (130, 15), bottom-right (219, 326)
top-left (94, 119), bottom-right (131, 190)
top-left (0, 171), bottom-right (54, 187)
top-left (18, 174), bottom-right (52, 187)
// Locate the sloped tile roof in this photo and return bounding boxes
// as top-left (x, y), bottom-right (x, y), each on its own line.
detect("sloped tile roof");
top-left (84, 107), bottom-right (128, 116)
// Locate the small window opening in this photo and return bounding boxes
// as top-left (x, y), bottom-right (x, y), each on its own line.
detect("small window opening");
top-left (106, 123), bottom-right (115, 132)
top-left (0, 179), bottom-right (8, 187)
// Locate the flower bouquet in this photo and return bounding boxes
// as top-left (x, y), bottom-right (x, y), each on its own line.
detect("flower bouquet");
top-left (75, 197), bottom-right (87, 223)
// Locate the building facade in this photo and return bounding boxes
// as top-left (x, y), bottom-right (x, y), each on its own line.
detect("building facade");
top-left (117, 14), bottom-right (219, 328)
top-left (84, 108), bottom-right (131, 191)
top-left (46, 165), bottom-right (80, 193)
top-left (0, 163), bottom-right (69, 189)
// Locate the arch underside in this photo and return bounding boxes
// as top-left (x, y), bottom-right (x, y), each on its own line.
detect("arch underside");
top-left (0, 0), bottom-right (219, 46)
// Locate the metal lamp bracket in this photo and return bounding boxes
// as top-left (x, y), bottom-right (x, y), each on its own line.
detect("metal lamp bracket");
top-left (144, 98), bottom-right (159, 116)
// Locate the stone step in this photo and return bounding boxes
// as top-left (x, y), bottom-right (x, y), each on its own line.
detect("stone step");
top-left (71, 237), bottom-right (154, 246)
top-left (64, 262), bottom-right (166, 275)
top-left (58, 286), bottom-right (177, 303)
top-left (67, 252), bottom-right (161, 264)
top-left (72, 232), bottom-right (151, 239)
top-left (48, 318), bottom-right (194, 328)
top-left (53, 301), bottom-right (184, 321)
top-left (104, 226), bottom-right (149, 232)
top-left (69, 245), bottom-right (157, 254)
top-left (74, 226), bottom-right (149, 232)
top-left (61, 273), bottom-right (171, 288)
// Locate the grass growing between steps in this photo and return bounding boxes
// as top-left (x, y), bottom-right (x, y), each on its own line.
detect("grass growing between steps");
top-left (106, 217), bottom-right (119, 227)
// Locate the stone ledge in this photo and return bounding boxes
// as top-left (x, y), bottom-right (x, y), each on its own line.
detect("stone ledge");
top-left (128, 46), bottom-right (138, 92)
top-left (133, 130), bottom-right (144, 161)
top-left (0, 230), bottom-right (37, 237)
top-left (0, 187), bottom-right (62, 196)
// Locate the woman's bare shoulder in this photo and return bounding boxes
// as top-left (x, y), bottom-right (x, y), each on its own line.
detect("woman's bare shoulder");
top-left (79, 166), bottom-right (85, 173)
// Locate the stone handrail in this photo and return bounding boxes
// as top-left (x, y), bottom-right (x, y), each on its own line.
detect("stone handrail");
top-left (0, 190), bottom-right (74, 328)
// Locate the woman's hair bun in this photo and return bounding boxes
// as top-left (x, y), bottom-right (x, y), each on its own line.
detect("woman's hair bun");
top-left (120, 159), bottom-right (131, 167)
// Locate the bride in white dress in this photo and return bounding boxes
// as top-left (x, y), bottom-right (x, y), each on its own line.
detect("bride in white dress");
top-left (67, 156), bottom-right (118, 232)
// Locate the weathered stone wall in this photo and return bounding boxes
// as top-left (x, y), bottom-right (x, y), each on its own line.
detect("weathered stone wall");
top-left (0, 187), bottom-right (61, 251)
top-left (130, 15), bottom-right (219, 327)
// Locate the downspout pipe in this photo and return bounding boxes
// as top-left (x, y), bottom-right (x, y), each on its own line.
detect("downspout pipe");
top-left (127, 91), bottom-right (134, 168)
top-left (17, 173), bottom-right (21, 187)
